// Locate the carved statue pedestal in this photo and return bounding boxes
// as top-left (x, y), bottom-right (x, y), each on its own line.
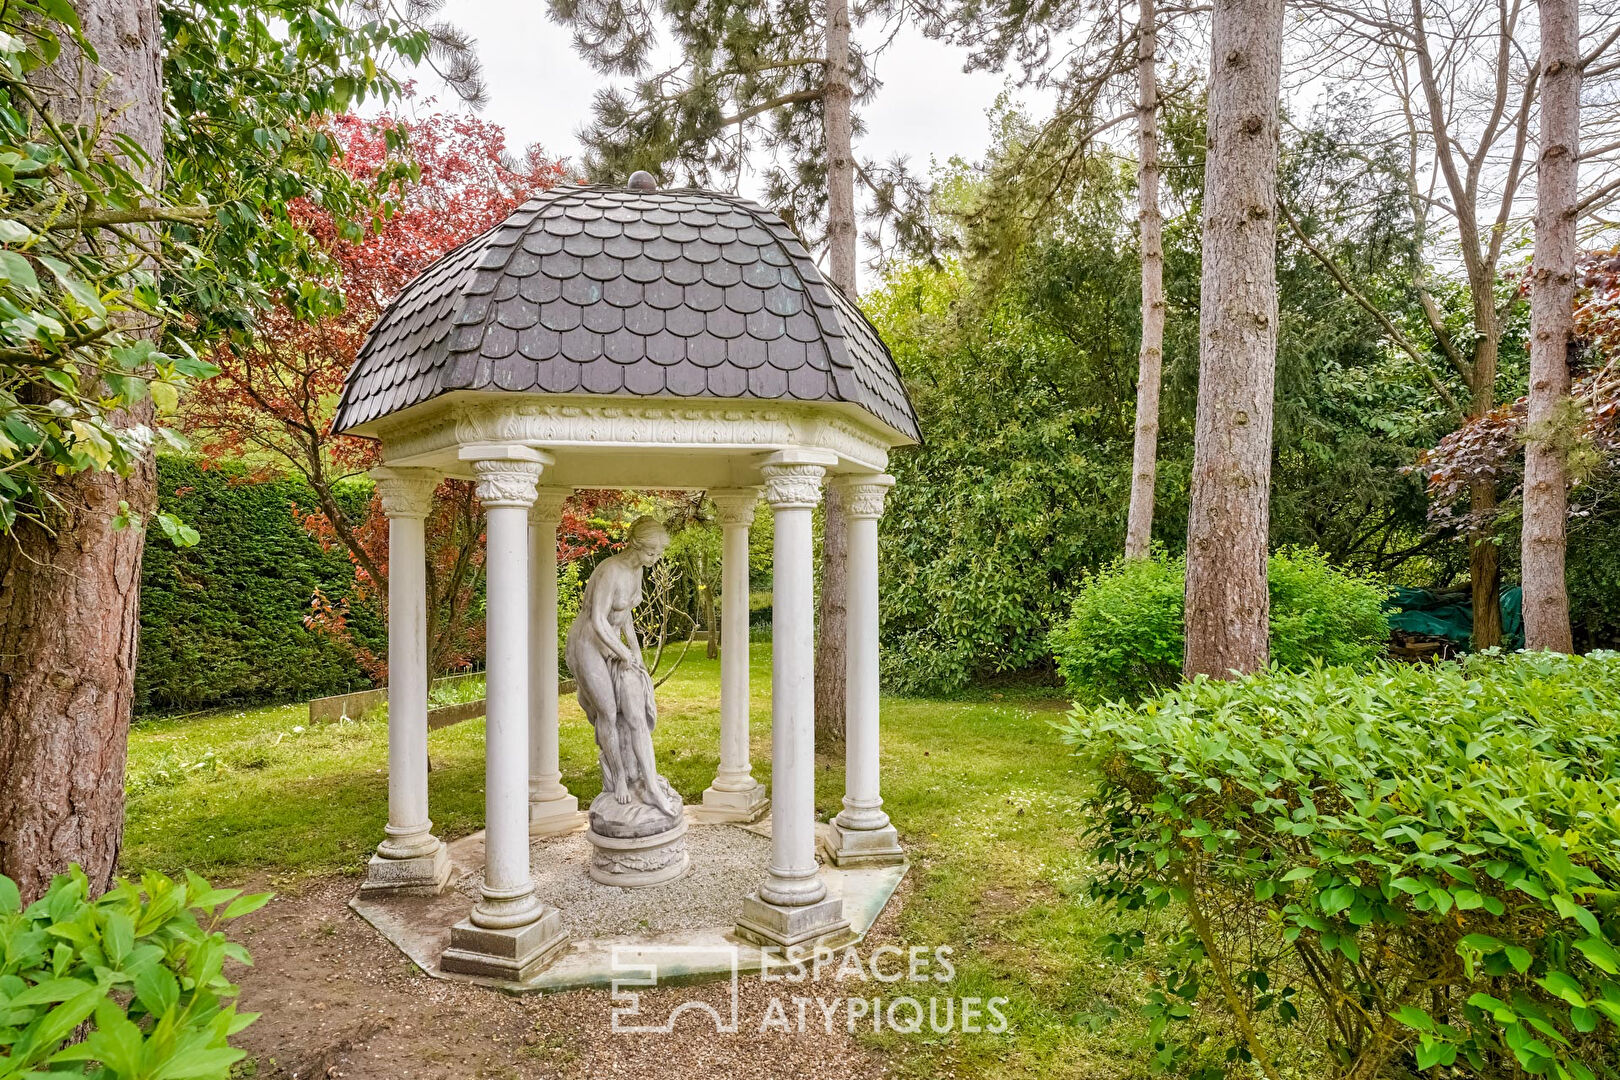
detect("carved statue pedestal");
top-left (586, 776), bottom-right (690, 888)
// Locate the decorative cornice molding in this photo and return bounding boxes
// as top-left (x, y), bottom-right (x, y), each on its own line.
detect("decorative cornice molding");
top-left (371, 467), bottom-right (438, 519)
top-left (470, 458), bottom-right (543, 508)
top-left (709, 488), bottom-right (761, 527)
top-left (456, 401), bottom-right (795, 449)
top-left (834, 473), bottom-right (896, 520)
top-left (760, 463), bottom-right (825, 509)
top-left (529, 486), bottom-right (572, 524)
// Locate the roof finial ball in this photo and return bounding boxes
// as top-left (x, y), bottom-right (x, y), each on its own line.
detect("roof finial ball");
top-left (626, 170), bottom-right (657, 192)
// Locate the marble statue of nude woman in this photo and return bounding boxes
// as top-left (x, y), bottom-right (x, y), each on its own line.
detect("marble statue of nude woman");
top-left (565, 515), bottom-right (684, 838)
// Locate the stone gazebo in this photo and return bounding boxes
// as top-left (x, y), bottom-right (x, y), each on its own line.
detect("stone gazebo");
top-left (334, 175), bottom-right (920, 984)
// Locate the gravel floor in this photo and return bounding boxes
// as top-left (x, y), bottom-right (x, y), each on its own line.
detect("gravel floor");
top-left (456, 824), bottom-right (773, 937)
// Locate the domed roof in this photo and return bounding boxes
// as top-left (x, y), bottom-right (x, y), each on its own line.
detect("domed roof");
top-left (332, 184), bottom-right (920, 443)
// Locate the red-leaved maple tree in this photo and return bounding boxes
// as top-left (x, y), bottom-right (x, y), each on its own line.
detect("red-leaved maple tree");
top-left (185, 110), bottom-right (615, 677)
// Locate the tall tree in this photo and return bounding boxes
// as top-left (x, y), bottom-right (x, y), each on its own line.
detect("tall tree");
top-left (1182, 0), bottom-right (1284, 677)
top-left (1289, 0), bottom-right (1620, 647)
top-left (1124, 0), bottom-right (1164, 558)
top-left (0, 0), bottom-right (437, 900)
top-left (0, 0), bottom-right (166, 905)
top-left (547, 0), bottom-right (918, 745)
top-left (1522, 0), bottom-right (1579, 651)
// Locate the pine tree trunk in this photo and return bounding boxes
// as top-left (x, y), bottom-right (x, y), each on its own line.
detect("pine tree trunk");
top-left (1124, 0), bottom-right (1164, 560)
top-left (815, 0), bottom-right (856, 751)
top-left (1183, 0), bottom-right (1284, 679)
top-left (1522, 0), bottom-right (1578, 653)
top-left (0, 1), bottom-right (163, 902)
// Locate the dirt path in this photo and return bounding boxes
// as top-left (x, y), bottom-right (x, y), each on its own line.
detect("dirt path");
top-left (231, 877), bottom-right (894, 1080)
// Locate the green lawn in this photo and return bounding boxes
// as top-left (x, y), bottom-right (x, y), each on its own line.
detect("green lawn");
top-left (125, 650), bottom-right (1159, 1078)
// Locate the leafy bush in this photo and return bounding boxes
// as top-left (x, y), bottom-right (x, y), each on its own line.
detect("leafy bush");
top-left (1265, 547), bottom-right (1391, 669)
top-left (0, 866), bottom-right (267, 1078)
top-left (138, 457), bottom-right (383, 713)
top-left (1063, 652), bottom-right (1620, 1080)
top-left (1048, 549), bottom-right (1390, 701)
top-left (1048, 554), bottom-right (1185, 702)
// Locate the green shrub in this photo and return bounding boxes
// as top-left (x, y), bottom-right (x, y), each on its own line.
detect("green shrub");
top-left (138, 457), bottom-right (382, 714)
top-left (1047, 553), bottom-right (1185, 702)
top-left (0, 866), bottom-right (267, 1078)
top-left (1048, 549), bottom-right (1391, 701)
top-left (1062, 652), bottom-right (1620, 1080)
top-left (1266, 547), bottom-right (1390, 669)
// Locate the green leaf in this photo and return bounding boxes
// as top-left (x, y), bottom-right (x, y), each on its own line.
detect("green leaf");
top-left (222, 892), bottom-right (272, 919)
top-left (38, 255), bottom-right (106, 316)
top-left (1392, 1005), bottom-right (1434, 1032)
top-left (1536, 971), bottom-right (1588, 1008)
top-left (0, 249), bottom-right (39, 291)
top-left (10, 976), bottom-right (94, 1006)
top-left (1574, 937), bottom-right (1620, 975)
top-left (132, 962), bottom-right (179, 1019)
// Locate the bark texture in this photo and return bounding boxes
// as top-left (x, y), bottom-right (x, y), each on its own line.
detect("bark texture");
top-left (1124, 0), bottom-right (1164, 560)
top-left (1183, 0), bottom-right (1284, 679)
top-left (0, 0), bottom-right (163, 901)
top-left (1521, 0), bottom-right (1578, 652)
top-left (814, 0), bottom-right (856, 749)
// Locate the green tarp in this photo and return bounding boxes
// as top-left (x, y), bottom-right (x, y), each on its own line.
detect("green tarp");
top-left (1386, 585), bottom-right (1523, 649)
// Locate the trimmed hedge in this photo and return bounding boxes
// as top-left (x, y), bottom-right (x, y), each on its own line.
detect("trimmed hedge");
top-left (137, 458), bottom-right (381, 714)
top-left (1063, 651), bottom-right (1620, 1080)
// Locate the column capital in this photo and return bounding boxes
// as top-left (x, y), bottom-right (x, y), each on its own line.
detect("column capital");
top-left (529, 486), bottom-right (573, 524)
top-left (459, 444), bottom-right (553, 509)
top-left (470, 459), bottom-right (544, 508)
top-left (759, 450), bottom-right (834, 510)
top-left (709, 488), bottom-right (760, 526)
top-left (759, 463), bottom-right (825, 509)
top-left (371, 467), bottom-right (438, 519)
top-left (832, 473), bottom-right (896, 520)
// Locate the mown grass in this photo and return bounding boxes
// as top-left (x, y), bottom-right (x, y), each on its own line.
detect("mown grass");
top-left (124, 649), bottom-right (1162, 1079)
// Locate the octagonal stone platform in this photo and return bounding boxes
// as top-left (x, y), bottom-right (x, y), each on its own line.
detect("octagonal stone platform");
top-left (350, 810), bottom-right (907, 993)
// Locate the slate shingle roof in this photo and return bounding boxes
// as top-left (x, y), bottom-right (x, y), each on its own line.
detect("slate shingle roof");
top-left (332, 184), bottom-right (920, 443)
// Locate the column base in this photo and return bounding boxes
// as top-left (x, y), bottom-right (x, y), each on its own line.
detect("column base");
top-left (359, 839), bottom-right (452, 897)
top-left (529, 793), bottom-right (584, 836)
top-left (735, 892), bottom-right (852, 952)
top-left (441, 906), bottom-right (568, 983)
top-left (822, 821), bottom-right (905, 868)
top-left (695, 781), bottom-right (769, 823)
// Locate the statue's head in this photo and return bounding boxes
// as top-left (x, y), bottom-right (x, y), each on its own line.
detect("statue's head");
top-left (625, 515), bottom-right (670, 567)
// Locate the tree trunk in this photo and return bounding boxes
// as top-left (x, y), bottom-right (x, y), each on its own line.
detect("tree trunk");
top-left (1183, 0), bottom-right (1284, 679)
top-left (815, 0), bottom-right (856, 751)
top-left (0, 0), bottom-right (163, 902)
top-left (1124, 0), bottom-right (1164, 560)
top-left (1468, 329), bottom-right (1505, 650)
top-left (1522, 0), bottom-right (1578, 653)
top-left (823, 0), bottom-right (856, 294)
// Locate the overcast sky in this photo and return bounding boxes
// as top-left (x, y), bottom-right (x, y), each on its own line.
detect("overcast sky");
top-left (430, 1), bottom-right (1028, 182)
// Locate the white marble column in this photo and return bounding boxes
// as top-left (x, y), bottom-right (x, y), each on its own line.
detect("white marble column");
top-left (699, 488), bottom-right (767, 822)
top-left (442, 446), bottom-right (567, 982)
top-left (827, 474), bottom-right (904, 866)
top-left (737, 451), bottom-right (849, 952)
top-left (361, 467), bottom-right (452, 896)
top-left (528, 487), bottom-right (581, 835)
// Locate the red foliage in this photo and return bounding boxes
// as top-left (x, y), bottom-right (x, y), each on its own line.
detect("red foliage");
top-left (183, 109), bottom-right (615, 676)
top-left (1416, 250), bottom-right (1620, 530)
